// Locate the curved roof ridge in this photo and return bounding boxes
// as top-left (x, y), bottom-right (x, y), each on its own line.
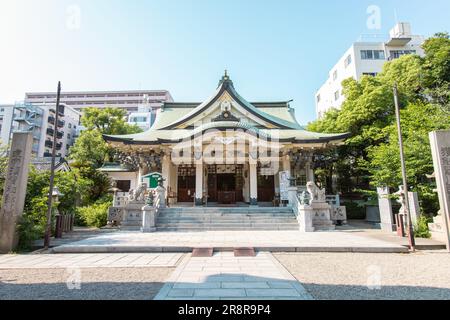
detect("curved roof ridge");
top-left (160, 77), bottom-right (301, 130)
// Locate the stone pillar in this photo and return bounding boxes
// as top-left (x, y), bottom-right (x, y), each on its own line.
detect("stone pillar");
top-left (195, 162), bottom-right (203, 206)
top-left (408, 192), bottom-right (421, 226)
top-left (0, 132), bottom-right (33, 253)
top-left (141, 205), bottom-right (157, 233)
top-left (377, 186), bottom-right (395, 232)
top-left (287, 186), bottom-right (298, 208)
top-left (249, 163), bottom-right (258, 206)
top-left (429, 130), bottom-right (450, 251)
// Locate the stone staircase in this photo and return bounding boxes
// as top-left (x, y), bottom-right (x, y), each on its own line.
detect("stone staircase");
top-left (156, 207), bottom-right (300, 231)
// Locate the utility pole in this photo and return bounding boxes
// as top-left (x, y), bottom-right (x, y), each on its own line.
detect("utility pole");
top-left (44, 81), bottom-right (61, 249)
top-left (393, 84), bottom-right (416, 252)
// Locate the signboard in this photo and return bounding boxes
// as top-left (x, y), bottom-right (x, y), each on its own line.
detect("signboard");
top-left (279, 171), bottom-right (290, 201)
top-left (141, 172), bottom-right (162, 189)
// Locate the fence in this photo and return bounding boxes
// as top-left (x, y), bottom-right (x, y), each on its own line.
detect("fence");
top-left (55, 213), bottom-right (75, 238)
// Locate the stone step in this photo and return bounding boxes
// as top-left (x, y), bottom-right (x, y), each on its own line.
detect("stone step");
top-left (160, 208), bottom-right (293, 214)
top-left (156, 226), bottom-right (300, 231)
top-left (156, 218), bottom-right (297, 223)
top-left (157, 214), bottom-right (296, 219)
top-left (156, 223), bottom-right (299, 228)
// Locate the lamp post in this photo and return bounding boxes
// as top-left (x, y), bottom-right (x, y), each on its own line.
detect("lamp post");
top-left (44, 81), bottom-right (61, 249)
top-left (393, 84), bottom-right (416, 251)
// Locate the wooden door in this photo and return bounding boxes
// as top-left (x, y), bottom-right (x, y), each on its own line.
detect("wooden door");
top-left (257, 175), bottom-right (275, 202)
top-left (177, 176), bottom-right (195, 202)
top-left (208, 174), bottom-right (217, 202)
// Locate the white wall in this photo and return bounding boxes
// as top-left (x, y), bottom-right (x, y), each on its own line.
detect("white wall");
top-left (315, 23), bottom-right (426, 118)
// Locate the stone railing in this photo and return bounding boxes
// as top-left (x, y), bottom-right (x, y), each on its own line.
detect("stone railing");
top-left (288, 186), bottom-right (315, 232)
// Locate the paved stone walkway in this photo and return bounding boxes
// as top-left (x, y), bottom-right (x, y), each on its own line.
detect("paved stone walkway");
top-left (154, 252), bottom-right (313, 300)
top-left (0, 253), bottom-right (183, 269)
top-left (51, 230), bottom-right (408, 253)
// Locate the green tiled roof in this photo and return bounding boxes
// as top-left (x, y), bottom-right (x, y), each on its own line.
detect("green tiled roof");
top-left (104, 74), bottom-right (349, 146)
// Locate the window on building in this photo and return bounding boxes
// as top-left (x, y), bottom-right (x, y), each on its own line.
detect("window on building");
top-left (130, 116), bottom-right (147, 122)
top-left (68, 123), bottom-right (72, 129)
top-left (334, 91), bottom-right (340, 101)
top-left (316, 94), bottom-right (321, 103)
top-left (374, 50), bottom-right (385, 60)
top-left (67, 134), bottom-right (71, 139)
top-left (344, 54), bottom-right (352, 67)
top-left (361, 50), bottom-right (373, 60)
top-left (333, 70), bottom-right (338, 81)
top-left (389, 50), bottom-right (416, 60)
top-left (361, 50), bottom-right (385, 60)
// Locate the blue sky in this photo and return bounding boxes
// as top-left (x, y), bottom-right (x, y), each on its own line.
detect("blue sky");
top-left (1, 0), bottom-right (449, 124)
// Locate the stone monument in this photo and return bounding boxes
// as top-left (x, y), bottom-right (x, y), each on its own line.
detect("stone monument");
top-left (377, 186), bottom-right (395, 232)
top-left (0, 132), bottom-right (33, 253)
top-left (429, 130), bottom-right (450, 250)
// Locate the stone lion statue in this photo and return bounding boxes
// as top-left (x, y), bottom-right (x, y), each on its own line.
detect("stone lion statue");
top-left (306, 181), bottom-right (326, 202)
top-left (129, 183), bottom-right (147, 202)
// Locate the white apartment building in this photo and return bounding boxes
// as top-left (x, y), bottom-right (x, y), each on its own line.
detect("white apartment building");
top-left (315, 22), bottom-right (425, 118)
top-left (0, 103), bottom-right (80, 158)
top-left (24, 90), bottom-right (174, 115)
top-left (0, 105), bottom-right (17, 146)
top-left (127, 112), bottom-right (154, 131)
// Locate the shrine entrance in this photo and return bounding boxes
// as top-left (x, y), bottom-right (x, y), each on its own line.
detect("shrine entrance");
top-left (177, 165), bottom-right (196, 203)
top-left (207, 165), bottom-right (243, 204)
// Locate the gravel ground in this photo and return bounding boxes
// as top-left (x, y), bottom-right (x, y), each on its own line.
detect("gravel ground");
top-left (0, 267), bottom-right (174, 300)
top-left (274, 251), bottom-right (450, 300)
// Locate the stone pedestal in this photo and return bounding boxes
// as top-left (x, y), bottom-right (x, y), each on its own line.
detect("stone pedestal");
top-left (310, 201), bottom-right (335, 231)
top-left (141, 205), bottom-right (157, 233)
top-left (429, 213), bottom-right (448, 242)
top-left (0, 132), bottom-right (33, 253)
top-left (331, 206), bottom-right (348, 225)
top-left (107, 207), bottom-right (124, 226)
top-left (121, 201), bottom-right (146, 230)
top-left (377, 187), bottom-right (395, 232)
top-left (296, 205), bottom-right (315, 232)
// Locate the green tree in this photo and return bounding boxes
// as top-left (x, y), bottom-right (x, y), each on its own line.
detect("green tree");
top-left (81, 107), bottom-right (142, 135)
top-left (307, 33), bottom-right (450, 216)
top-left (69, 129), bottom-right (109, 168)
top-left (422, 32), bottom-right (450, 113)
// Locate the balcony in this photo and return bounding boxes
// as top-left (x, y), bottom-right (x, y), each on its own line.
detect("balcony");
top-left (48, 116), bottom-right (55, 124)
top-left (45, 140), bottom-right (53, 148)
top-left (56, 131), bottom-right (64, 139)
top-left (56, 142), bottom-right (62, 151)
top-left (46, 128), bottom-right (54, 136)
top-left (57, 120), bottom-right (65, 128)
top-left (43, 152), bottom-right (52, 157)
